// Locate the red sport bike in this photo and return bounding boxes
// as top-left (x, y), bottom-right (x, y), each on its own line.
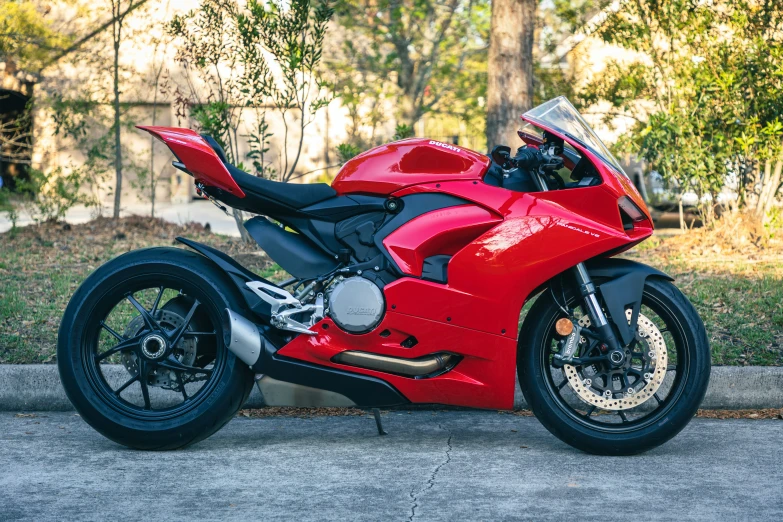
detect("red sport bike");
top-left (58, 97), bottom-right (710, 455)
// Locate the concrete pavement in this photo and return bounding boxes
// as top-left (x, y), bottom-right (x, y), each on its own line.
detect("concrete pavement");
top-left (0, 200), bottom-right (240, 236)
top-left (1, 411), bottom-right (781, 521)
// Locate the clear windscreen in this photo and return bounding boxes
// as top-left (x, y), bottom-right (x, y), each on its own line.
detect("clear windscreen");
top-left (522, 96), bottom-right (627, 176)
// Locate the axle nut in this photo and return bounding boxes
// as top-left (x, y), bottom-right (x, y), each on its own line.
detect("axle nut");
top-left (555, 318), bottom-right (574, 336)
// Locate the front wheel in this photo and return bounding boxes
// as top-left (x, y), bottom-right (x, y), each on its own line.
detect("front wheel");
top-left (518, 277), bottom-right (710, 455)
top-left (57, 247), bottom-right (254, 450)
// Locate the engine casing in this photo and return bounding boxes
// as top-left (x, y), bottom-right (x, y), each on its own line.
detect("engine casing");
top-left (327, 277), bottom-right (385, 334)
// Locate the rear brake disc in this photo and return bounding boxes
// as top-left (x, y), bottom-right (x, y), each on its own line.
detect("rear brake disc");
top-left (121, 310), bottom-right (199, 390)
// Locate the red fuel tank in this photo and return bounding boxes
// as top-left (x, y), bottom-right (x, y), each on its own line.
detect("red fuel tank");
top-left (331, 138), bottom-right (491, 196)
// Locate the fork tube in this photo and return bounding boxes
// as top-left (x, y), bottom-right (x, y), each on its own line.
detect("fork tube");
top-left (572, 263), bottom-right (621, 354)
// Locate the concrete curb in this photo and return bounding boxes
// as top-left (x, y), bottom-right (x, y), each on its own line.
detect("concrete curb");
top-left (0, 364), bottom-right (781, 411)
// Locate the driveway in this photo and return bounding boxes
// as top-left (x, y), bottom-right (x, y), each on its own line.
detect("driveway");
top-left (1, 411), bottom-right (780, 521)
top-left (0, 200), bottom-right (240, 236)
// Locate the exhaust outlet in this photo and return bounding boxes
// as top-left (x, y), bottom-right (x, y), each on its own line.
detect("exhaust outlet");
top-left (332, 351), bottom-right (459, 378)
top-left (222, 309), bottom-right (263, 367)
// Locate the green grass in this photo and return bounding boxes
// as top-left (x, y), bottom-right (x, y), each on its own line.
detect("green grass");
top-left (0, 217), bottom-right (781, 365)
top-left (649, 260), bottom-right (783, 365)
top-left (0, 217), bottom-right (285, 364)
top-left (624, 233), bottom-right (783, 366)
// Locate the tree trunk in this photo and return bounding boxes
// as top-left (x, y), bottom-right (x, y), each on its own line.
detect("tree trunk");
top-left (149, 94), bottom-right (157, 219)
top-left (761, 158), bottom-right (783, 220)
top-left (112, 15), bottom-right (123, 219)
top-left (485, 0), bottom-right (535, 152)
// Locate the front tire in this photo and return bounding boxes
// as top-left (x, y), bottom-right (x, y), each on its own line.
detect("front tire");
top-left (58, 247), bottom-right (254, 450)
top-left (518, 278), bottom-right (710, 455)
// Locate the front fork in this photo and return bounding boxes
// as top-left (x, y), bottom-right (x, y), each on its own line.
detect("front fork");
top-left (572, 262), bottom-right (626, 366)
top-left (530, 165), bottom-right (626, 366)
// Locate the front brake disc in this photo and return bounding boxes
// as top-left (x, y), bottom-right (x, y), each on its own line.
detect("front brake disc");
top-left (563, 309), bottom-right (668, 411)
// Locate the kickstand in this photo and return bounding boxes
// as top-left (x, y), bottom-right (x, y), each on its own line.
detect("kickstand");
top-left (372, 408), bottom-right (388, 436)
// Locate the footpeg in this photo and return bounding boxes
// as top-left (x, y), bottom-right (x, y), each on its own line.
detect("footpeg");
top-left (245, 281), bottom-right (324, 336)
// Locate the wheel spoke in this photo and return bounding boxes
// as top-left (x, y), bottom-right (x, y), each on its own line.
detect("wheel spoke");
top-left (100, 321), bottom-right (124, 342)
top-left (138, 360), bottom-right (151, 410)
top-left (558, 379), bottom-right (569, 390)
top-left (667, 364), bottom-right (677, 371)
top-left (95, 336), bottom-right (140, 362)
top-left (150, 286), bottom-right (165, 316)
top-left (127, 294), bottom-right (158, 332)
top-left (114, 374), bottom-right (139, 396)
top-left (618, 411), bottom-right (629, 423)
top-left (167, 300), bottom-right (200, 348)
top-left (654, 393), bottom-right (663, 405)
top-left (158, 355), bottom-right (213, 375)
top-left (176, 372), bottom-right (189, 401)
top-left (586, 405), bottom-right (597, 417)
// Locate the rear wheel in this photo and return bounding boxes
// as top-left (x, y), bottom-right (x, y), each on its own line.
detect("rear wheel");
top-left (518, 278), bottom-right (710, 455)
top-left (57, 248), bottom-right (254, 450)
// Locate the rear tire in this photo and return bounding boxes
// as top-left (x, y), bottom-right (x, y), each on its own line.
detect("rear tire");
top-left (57, 247), bottom-right (254, 450)
top-left (518, 278), bottom-right (710, 455)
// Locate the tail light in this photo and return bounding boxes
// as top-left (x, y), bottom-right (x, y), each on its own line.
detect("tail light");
top-left (618, 196), bottom-right (646, 231)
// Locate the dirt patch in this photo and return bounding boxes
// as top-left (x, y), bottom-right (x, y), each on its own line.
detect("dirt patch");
top-left (239, 407), bottom-right (372, 418)
top-left (238, 407), bottom-right (783, 420)
top-left (696, 408), bottom-right (783, 420)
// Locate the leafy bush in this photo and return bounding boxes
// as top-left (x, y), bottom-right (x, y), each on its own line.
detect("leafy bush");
top-left (393, 124), bottom-right (415, 141)
top-left (584, 0), bottom-right (783, 223)
top-left (336, 143), bottom-right (361, 164)
top-left (2, 167), bottom-right (100, 224)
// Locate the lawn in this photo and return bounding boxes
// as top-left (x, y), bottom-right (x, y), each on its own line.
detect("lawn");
top-left (0, 217), bottom-right (285, 364)
top-left (0, 216), bottom-right (781, 365)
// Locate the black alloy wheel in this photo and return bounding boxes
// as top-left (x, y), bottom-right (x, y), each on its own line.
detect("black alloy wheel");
top-left (518, 278), bottom-right (710, 455)
top-left (58, 247), bottom-right (254, 449)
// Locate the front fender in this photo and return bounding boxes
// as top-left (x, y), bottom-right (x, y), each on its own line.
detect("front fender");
top-left (585, 258), bottom-right (674, 345)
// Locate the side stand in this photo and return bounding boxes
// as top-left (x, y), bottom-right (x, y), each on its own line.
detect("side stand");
top-left (372, 408), bottom-right (387, 435)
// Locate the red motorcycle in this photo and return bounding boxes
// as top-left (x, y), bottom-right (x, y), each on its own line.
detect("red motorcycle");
top-left (58, 97), bottom-right (710, 455)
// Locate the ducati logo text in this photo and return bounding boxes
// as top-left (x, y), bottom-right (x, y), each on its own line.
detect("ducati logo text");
top-left (346, 306), bottom-right (377, 315)
top-left (429, 140), bottom-right (461, 153)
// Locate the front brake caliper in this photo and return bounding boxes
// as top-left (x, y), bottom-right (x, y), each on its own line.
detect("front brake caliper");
top-left (553, 320), bottom-right (581, 367)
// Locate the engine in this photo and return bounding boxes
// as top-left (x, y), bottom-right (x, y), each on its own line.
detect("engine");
top-left (327, 276), bottom-right (385, 334)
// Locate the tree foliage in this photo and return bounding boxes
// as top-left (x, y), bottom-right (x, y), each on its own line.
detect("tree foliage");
top-left (583, 0), bottom-right (783, 220)
top-left (333, 0), bottom-right (490, 134)
top-left (168, 0), bottom-right (333, 239)
top-left (0, 1), bottom-right (70, 71)
top-left (168, 0), bottom-right (333, 181)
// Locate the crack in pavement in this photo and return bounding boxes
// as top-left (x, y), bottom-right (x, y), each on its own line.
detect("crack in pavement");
top-left (407, 424), bottom-right (453, 522)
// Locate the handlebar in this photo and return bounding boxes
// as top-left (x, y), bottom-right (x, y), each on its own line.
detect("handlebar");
top-left (490, 143), bottom-right (565, 192)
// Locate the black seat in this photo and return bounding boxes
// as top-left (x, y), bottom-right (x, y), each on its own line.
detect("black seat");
top-left (202, 135), bottom-right (336, 209)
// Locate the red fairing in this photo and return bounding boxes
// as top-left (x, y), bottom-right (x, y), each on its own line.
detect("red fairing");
top-left (278, 314), bottom-right (518, 410)
top-left (331, 138), bottom-right (491, 196)
top-left (519, 115), bottom-right (653, 223)
top-left (277, 126), bottom-right (654, 410)
top-left (382, 205), bottom-right (502, 277)
top-left (137, 126), bottom-right (245, 198)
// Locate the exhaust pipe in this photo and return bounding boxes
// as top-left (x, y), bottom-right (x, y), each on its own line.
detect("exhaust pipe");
top-left (332, 351), bottom-right (459, 378)
top-left (222, 309), bottom-right (264, 367)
